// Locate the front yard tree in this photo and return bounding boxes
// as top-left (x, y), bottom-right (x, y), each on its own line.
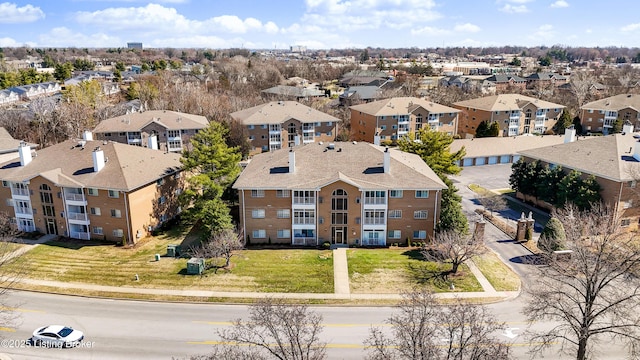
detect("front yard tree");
top-left (398, 128), bottom-right (468, 233)
top-left (190, 228), bottom-right (245, 273)
top-left (422, 230), bottom-right (486, 274)
top-left (0, 211), bottom-right (27, 333)
top-left (203, 297), bottom-right (326, 360)
top-left (525, 203), bottom-right (640, 360)
top-left (552, 110), bottom-right (573, 134)
top-left (537, 216), bottom-right (566, 252)
top-left (365, 289), bottom-right (510, 360)
top-left (180, 121), bottom-right (241, 234)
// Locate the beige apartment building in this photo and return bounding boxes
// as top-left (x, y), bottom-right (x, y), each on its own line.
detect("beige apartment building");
top-left (233, 142), bottom-right (447, 246)
top-left (452, 94), bottom-right (565, 138)
top-left (350, 97), bottom-right (460, 143)
top-left (92, 110), bottom-right (208, 153)
top-left (580, 94), bottom-right (640, 134)
top-left (230, 101), bottom-right (341, 155)
top-left (0, 138), bottom-right (184, 244)
top-left (518, 124), bottom-right (640, 230)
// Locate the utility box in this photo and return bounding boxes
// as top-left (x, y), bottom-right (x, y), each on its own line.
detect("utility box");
top-left (167, 244), bottom-right (179, 258)
top-left (187, 257), bottom-right (205, 275)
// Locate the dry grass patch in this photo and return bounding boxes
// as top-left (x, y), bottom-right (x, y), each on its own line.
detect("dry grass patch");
top-left (472, 252), bottom-right (521, 291)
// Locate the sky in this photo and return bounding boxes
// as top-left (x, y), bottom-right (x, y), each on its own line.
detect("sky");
top-left (1, 0), bottom-right (640, 50)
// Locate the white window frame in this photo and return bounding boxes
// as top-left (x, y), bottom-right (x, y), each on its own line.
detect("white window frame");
top-left (108, 189), bottom-right (119, 198)
top-left (414, 210), bottom-right (428, 219)
top-left (111, 209), bottom-right (122, 218)
top-left (90, 207), bottom-right (101, 216)
top-left (276, 190), bottom-right (290, 198)
top-left (413, 230), bottom-right (427, 239)
top-left (87, 188), bottom-right (99, 196)
top-left (389, 190), bottom-right (403, 198)
top-left (277, 229), bottom-right (290, 238)
top-left (388, 230), bottom-right (401, 239)
top-left (277, 209), bottom-right (290, 219)
top-left (252, 209), bottom-right (266, 218)
top-left (388, 210), bottom-right (402, 219)
top-left (251, 189), bottom-right (265, 198)
top-left (415, 190), bottom-right (429, 198)
top-left (253, 229), bottom-right (266, 238)
top-left (113, 229), bottom-right (124, 237)
top-left (93, 226), bottom-right (103, 235)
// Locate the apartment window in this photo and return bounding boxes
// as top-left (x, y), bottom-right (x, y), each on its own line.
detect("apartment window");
top-left (253, 229), bottom-right (266, 238)
top-left (87, 188), bottom-right (98, 196)
top-left (251, 189), bottom-right (265, 198)
top-left (277, 209), bottom-right (290, 218)
top-left (90, 207), bottom-right (101, 216)
top-left (380, 125), bottom-right (386, 130)
top-left (392, 125), bottom-right (397, 129)
top-left (629, 181), bottom-right (637, 188)
top-left (111, 209), bottom-right (122, 218)
top-left (249, 136), bottom-right (255, 140)
top-left (113, 229), bottom-right (124, 237)
top-left (5, 199), bottom-right (13, 207)
top-left (414, 210), bottom-right (428, 219)
top-left (315, 132), bottom-right (321, 137)
top-left (277, 229), bottom-right (290, 238)
top-left (108, 190), bottom-right (119, 198)
top-left (248, 125), bottom-right (254, 130)
top-left (2, 181), bottom-right (9, 187)
top-left (276, 190), bottom-right (290, 198)
top-left (388, 230), bottom-right (401, 239)
top-left (415, 190), bottom-right (429, 198)
top-left (389, 210), bottom-right (402, 219)
top-left (413, 230), bottom-right (427, 239)
top-left (389, 190), bottom-right (403, 198)
top-left (327, 122), bottom-right (333, 126)
top-left (252, 209), bottom-right (266, 218)
top-left (92, 226), bottom-right (104, 235)
top-left (315, 122), bottom-right (321, 126)
top-left (262, 124), bottom-right (267, 129)
top-left (326, 131), bottom-right (332, 136)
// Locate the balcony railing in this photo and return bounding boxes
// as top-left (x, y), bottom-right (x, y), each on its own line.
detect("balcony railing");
top-left (292, 237), bottom-right (317, 246)
top-left (15, 208), bottom-right (32, 215)
top-left (361, 238), bottom-right (385, 246)
top-left (364, 198), bottom-right (386, 205)
top-left (293, 218), bottom-right (316, 225)
top-left (293, 198), bottom-right (315, 205)
top-left (70, 231), bottom-right (90, 240)
top-left (65, 193), bottom-right (85, 202)
top-left (67, 212), bottom-right (88, 221)
top-left (11, 188), bottom-right (29, 197)
top-left (363, 218), bottom-right (385, 225)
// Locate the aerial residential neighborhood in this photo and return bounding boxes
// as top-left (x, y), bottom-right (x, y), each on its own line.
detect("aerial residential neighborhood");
top-left (3, 1), bottom-right (640, 360)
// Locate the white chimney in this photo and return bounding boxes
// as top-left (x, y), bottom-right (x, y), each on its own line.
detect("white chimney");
top-left (289, 148), bottom-right (295, 173)
top-left (92, 146), bottom-right (105, 172)
top-left (82, 130), bottom-right (93, 141)
top-left (18, 141), bottom-right (32, 166)
top-left (383, 147), bottom-right (390, 173)
top-left (564, 127), bottom-right (576, 143)
top-left (148, 135), bottom-right (158, 150)
top-left (374, 134), bottom-right (381, 146)
top-left (623, 123), bottom-right (635, 134)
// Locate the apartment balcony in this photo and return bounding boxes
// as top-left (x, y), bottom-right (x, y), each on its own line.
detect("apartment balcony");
top-left (127, 136), bottom-right (142, 144)
top-left (292, 237), bottom-right (317, 246)
top-left (510, 114), bottom-right (520, 120)
top-left (293, 198), bottom-right (315, 205)
top-left (67, 212), bottom-right (88, 222)
top-left (167, 135), bottom-right (181, 141)
top-left (361, 238), bottom-right (386, 246)
top-left (293, 218), bottom-right (316, 225)
top-left (69, 231), bottom-right (90, 240)
top-left (363, 218), bottom-right (385, 225)
top-left (15, 207), bottom-right (32, 216)
top-left (11, 188), bottom-right (29, 198)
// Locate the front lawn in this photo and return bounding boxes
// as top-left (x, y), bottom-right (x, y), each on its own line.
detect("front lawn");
top-left (347, 248), bottom-right (482, 293)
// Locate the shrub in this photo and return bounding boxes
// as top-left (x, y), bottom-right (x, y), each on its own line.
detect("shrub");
top-left (538, 217), bottom-right (566, 252)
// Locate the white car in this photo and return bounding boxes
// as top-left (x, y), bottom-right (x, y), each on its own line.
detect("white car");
top-left (31, 325), bottom-right (84, 348)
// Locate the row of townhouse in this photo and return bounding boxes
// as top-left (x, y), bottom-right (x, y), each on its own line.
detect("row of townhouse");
top-left (233, 141), bottom-right (447, 246)
top-left (3, 82), bottom-right (62, 103)
top-left (0, 136), bottom-right (184, 244)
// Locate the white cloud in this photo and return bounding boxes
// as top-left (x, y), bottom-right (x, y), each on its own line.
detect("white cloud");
top-left (0, 2), bottom-right (45, 23)
top-left (499, 4), bottom-right (529, 13)
top-left (38, 27), bottom-right (122, 48)
top-left (0, 36), bottom-right (23, 47)
top-left (550, 0), bottom-right (569, 8)
top-left (454, 23), bottom-right (481, 33)
top-left (530, 24), bottom-right (555, 40)
top-left (621, 23), bottom-right (640, 32)
top-left (411, 26), bottom-right (450, 36)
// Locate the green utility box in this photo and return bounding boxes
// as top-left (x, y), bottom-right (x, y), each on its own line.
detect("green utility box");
top-left (167, 244), bottom-right (179, 258)
top-left (187, 257), bottom-right (205, 275)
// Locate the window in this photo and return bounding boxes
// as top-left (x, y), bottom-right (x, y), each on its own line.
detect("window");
top-left (415, 190), bottom-right (429, 198)
top-left (326, 131), bottom-right (332, 136)
top-left (108, 190), bottom-right (119, 198)
top-left (253, 229), bottom-right (266, 238)
top-left (1, 181), bottom-right (8, 187)
top-left (315, 132), bottom-right (321, 137)
top-left (261, 124), bottom-right (267, 129)
top-left (111, 209), bottom-right (122, 218)
top-left (277, 229), bottom-right (290, 238)
top-left (90, 207), bottom-right (101, 216)
top-left (413, 230), bottom-right (427, 239)
top-left (622, 219), bottom-right (631, 227)
top-left (158, 196), bottom-right (166, 204)
top-left (380, 125), bottom-right (386, 130)
top-left (93, 226), bottom-right (103, 235)
top-left (276, 189), bottom-right (290, 198)
top-left (249, 135), bottom-right (255, 140)
top-left (87, 188), bottom-right (98, 196)
top-left (389, 190), bottom-right (403, 198)
top-left (629, 181), bottom-right (637, 188)
top-left (389, 210), bottom-right (402, 219)
top-left (327, 122), bottom-right (333, 126)
top-left (248, 125), bottom-right (255, 130)
top-left (388, 230), bottom-right (401, 239)
top-left (414, 210), bottom-right (428, 219)
top-left (252, 209), bottom-right (266, 218)
top-left (277, 209), bottom-right (290, 218)
top-left (315, 122), bottom-right (321, 127)
top-left (251, 189), bottom-right (265, 198)
top-left (113, 229), bottom-right (124, 237)
top-left (5, 199), bottom-right (13, 206)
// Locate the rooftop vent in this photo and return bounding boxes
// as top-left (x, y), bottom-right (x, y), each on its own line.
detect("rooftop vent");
top-left (327, 143), bottom-right (335, 150)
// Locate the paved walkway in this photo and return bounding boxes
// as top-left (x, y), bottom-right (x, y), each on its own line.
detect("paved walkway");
top-left (332, 248), bottom-right (350, 295)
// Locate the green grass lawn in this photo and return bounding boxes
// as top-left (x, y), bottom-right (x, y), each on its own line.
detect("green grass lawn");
top-left (473, 252), bottom-right (521, 291)
top-left (10, 237), bottom-right (333, 293)
top-left (347, 248), bottom-right (482, 293)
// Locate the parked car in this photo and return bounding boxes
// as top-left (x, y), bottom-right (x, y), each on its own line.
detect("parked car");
top-left (30, 325), bottom-right (84, 348)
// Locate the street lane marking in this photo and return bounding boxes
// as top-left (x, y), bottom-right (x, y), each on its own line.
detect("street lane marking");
top-left (0, 327), bottom-right (15, 332)
top-left (0, 306), bottom-right (44, 313)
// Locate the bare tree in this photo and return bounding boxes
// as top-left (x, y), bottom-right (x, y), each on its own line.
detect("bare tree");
top-left (189, 228), bottom-right (245, 273)
top-left (365, 289), bottom-right (511, 360)
top-left (477, 193), bottom-right (508, 218)
top-left (422, 230), bottom-right (487, 274)
top-left (0, 211), bottom-right (28, 333)
top-left (199, 297), bottom-right (326, 360)
top-left (524, 203), bottom-right (640, 360)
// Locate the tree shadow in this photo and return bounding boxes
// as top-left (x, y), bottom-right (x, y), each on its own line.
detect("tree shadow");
top-left (42, 238), bottom-right (116, 250)
top-left (406, 262), bottom-right (450, 288)
top-left (401, 249), bottom-right (425, 260)
top-left (510, 254), bottom-right (547, 266)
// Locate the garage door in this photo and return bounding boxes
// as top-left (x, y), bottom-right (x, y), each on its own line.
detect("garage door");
top-left (512, 155), bottom-right (520, 162)
top-left (500, 155), bottom-right (510, 163)
top-left (475, 157), bottom-right (486, 166)
top-left (463, 158), bottom-right (474, 166)
top-left (488, 156), bottom-right (498, 165)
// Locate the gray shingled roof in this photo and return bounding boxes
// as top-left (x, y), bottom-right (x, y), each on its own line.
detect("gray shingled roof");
top-left (453, 94), bottom-right (565, 112)
top-left (518, 133), bottom-right (640, 182)
top-left (581, 94), bottom-right (640, 111)
top-left (451, 134), bottom-right (597, 158)
top-left (233, 142), bottom-right (447, 190)
top-left (230, 101), bottom-right (341, 125)
top-left (350, 97), bottom-right (460, 116)
top-left (261, 85), bottom-right (324, 98)
top-left (92, 110), bottom-right (208, 133)
top-left (0, 127), bottom-right (37, 155)
top-left (0, 139), bottom-right (182, 191)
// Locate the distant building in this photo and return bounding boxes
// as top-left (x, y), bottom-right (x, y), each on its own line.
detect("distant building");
top-left (290, 45), bottom-right (307, 53)
top-left (127, 42), bottom-right (143, 50)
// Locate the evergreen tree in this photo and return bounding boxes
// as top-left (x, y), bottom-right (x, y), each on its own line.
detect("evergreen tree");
top-left (179, 122), bottom-right (242, 235)
top-left (611, 118), bottom-right (624, 134)
top-left (475, 120), bottom-right (490, 137)
top-left (553, 110), bottom-right (573, 134)
top-left (537, 217), bottom-right (566, 252)
top-left (489, 121), bottom-right (500, 137)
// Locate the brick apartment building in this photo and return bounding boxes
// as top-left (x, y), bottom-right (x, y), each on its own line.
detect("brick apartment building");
top-left (350, 97), bottom-right (460, 143)
top-left (580, 94), bottom-right (640, 134)
top-left (230, 101), bottom-right (341, 155)
top-left (233, 142), bottom-right (447, 246)
top-left (0, 138), bottom-right (184, 244)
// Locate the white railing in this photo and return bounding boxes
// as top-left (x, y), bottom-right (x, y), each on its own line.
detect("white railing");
top-left (67, 212), bottom-right (88, 221)
top-left (15, 207), bottom-right (32, 215)
top-left (364, 198), bottom-right (386, 205)
top-left (70, 231), bottom-right (90, 240)
top-left (364, 218), bottom-right (385, 225)
top-left (293, 218), bottom-right (315, 225)
top-left (361, 238), bottom-right (385, 246)
top-left (292, 237), bottom-right (317, 246)
top-left (65, 193), bottom-right (85, 201)
top-left (293, 198), bottom-right (315, 205)
top-left (11, 188), bottom-right (29, 197)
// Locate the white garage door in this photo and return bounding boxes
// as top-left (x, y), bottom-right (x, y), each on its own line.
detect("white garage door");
top-left (463, 158), bottom-right (474, 166)
top-left (500, 155), bottom-right (510, 163)
top-left (512, 155), bottom-right (521, 162)
top-left (475, 157), bottom-right (486, 166)
top-left (488, 156), bottom-right (498, 165)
